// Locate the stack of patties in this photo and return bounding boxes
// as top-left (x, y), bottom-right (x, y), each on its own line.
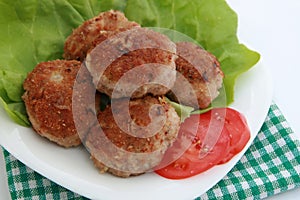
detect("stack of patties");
top-left (22, 10), bottom-right (224, 178)
top-left (67, 11), bottom-right (180, 177)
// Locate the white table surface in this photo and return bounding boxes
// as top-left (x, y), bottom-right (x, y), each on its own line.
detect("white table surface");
top-left (1, 0), bottom-right (300, 199)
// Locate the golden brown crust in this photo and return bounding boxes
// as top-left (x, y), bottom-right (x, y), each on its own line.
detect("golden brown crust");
top-left (85, 27), bottom-right (177, 99)
top-left (22, 60), bottom-right (97, 147)
top-left (63, 10), bottom-right (140, 61)
top-left (85, 96), bottom-right (180, 177)
top-left (169, 42), bottom-right (224, 109)
top-left (91, 155), bottom-right (143, 178)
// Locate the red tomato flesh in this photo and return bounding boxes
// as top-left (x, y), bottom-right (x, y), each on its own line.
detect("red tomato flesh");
top-left (218, 109), bottom-right (251, 164)
top-left (155, 108), bottom-right (250, 179)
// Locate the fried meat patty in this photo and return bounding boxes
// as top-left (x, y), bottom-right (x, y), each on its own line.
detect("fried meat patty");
top-left (85, 27), bottom-right (177, 99)
top-left (85, 96), bottom-right (180, 177)
top-left (63, 10), bottom-right (140, 61)
top-left (169, 42), bottom-right (224, 109)
top-left (22, 60), bottom-right (97, 147)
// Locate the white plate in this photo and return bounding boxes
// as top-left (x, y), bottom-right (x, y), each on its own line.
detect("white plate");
top-left (0, 61), bottom-right (272, 200)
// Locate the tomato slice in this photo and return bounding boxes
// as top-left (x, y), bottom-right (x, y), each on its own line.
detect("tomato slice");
top-left (155, 109), bottom-right (231, 179)
top-left (218, 108), bottom-right (250, 164)
top-left (155, 108), bottom-right (250, 179)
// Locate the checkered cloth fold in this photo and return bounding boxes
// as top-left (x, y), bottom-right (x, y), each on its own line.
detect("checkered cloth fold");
top-left (2, 103), bottom-right (300, 200)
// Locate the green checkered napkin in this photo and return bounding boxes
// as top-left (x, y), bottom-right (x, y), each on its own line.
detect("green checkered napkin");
top-left (2, 103), bottom-right (300, 200)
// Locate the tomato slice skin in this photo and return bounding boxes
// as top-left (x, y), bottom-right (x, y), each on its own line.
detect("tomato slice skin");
top-left (155, 108), bottom-right (250, 179)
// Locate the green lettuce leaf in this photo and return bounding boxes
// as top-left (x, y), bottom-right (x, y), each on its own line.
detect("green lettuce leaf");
top-left (0, 0), bottom-right (260, 126)
top-left (0, 69), bottom-right (30, 126)
top-left (0, 97), bottom-right (30, 126)
top-left (97, 0), bottom-right (128, 11)
top-left (165, 98), bottom-right (194, 122)
top-left (0, 70), bottom-right (26, 102)
top-left (0, 0), bottom-right (104, 73)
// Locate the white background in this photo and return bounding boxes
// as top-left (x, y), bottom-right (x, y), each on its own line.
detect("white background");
top-left (1, 0), bottom-right (300, 199)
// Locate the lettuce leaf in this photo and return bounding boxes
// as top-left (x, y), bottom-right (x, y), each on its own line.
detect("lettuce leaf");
top-left (0, 69), bottom-right (30, 126)
top-left (0, 0), bottom-right (260, 126)
top-left (0, 97), bottom-right (29, 126)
